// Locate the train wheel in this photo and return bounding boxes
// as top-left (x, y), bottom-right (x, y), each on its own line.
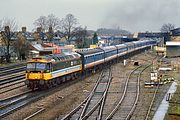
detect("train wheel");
top-left (46, 83), bottom-right (51, 89)
top-left (52, 80), bottom-right (56, 87)
top-left (48, 82), bottom-right (52, 88)
top-left (29, 82), bottom-right (34, 90)
top-left (31, 83), bottom-right (35, 91)
top-left (57, 78), bottom-right (61, 85)
top-left (44, 83), bottom-right (49, 89)
top-left (38, 86), bottom-right (42, 90)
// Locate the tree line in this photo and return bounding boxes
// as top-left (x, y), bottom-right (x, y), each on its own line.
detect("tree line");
top-left (0, 14), bottom-right (95, 63)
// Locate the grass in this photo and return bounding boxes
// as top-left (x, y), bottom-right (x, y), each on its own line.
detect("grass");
top-left (165, 72), bottom-right (180, 120)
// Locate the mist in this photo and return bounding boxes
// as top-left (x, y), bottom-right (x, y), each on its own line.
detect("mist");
top-left (0, 0), bottom-right (179, 32)
top-left (101, 0), bottom-right (180, 32)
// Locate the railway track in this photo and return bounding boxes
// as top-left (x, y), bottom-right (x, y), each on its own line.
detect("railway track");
top-left (104, 55), bottom-right (159, 120)
top-left (0, 71), bottom-right (25, 81)
top-left (0, 90), bottom-right (33, 118)
top-left (0, 79), bottom-right (26, 94)
top-left (23, 107), bottom-right (45, 120)
top-left (105, 65), bottom-right (151, 120)
top-left (0, 65), bottom-right (26, 95)
top-left (0, 88), bottom-right (51, 118)
top-left (61, 55), bottom-right (158, 120)
top-left (0, 66), bottom-right (26, 77)
top-left (0, 75), bottom-right (25, 86)
top-left (145, 85), bottom-right (159, 120)
top-left (0, 63), bottom-right (26, 71)
top-left (61, 67), bottom-right (112, 120)
top-left (0, 72), bottom-right (26, 95)
top-left (0, 78), bottom-right (84, 119)
top-left (0, 53), bottom-right (161, 119)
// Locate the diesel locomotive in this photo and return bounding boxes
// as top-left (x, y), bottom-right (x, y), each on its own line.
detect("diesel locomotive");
top-left (25, 39), bottom-right (157, 90)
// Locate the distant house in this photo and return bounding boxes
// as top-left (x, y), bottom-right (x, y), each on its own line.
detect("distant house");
top-left (29, 41), bottom-right (73, 57)
top-left (165, 28), bottom-right (180, 57)
top-left (170, 27), bottom-right (180, 41)
top-left (170, 27), bottom-right (180, 36)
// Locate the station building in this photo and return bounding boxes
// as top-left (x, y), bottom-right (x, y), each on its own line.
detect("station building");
top-left (166, 27), bottom-right (180, 57)
top-left (166, 41), bottom-right (180, 57)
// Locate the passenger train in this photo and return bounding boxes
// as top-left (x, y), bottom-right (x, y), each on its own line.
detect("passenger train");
top-left (25, 39), bottom-right (157, 90)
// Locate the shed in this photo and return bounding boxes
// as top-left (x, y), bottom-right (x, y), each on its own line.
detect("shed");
top-left (166, 41), bottom-right (180, 57)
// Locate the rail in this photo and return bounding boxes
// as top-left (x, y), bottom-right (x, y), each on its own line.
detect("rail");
top-left (61, 67), bottom-right (112, 120)
top-left (105, 66), bottom-right (142, 120)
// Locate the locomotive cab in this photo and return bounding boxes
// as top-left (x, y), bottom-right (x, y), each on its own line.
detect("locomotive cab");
top-left (26, 62), bottom-right (52, 80)
top-left (26, 57), bottom-right (52, 81)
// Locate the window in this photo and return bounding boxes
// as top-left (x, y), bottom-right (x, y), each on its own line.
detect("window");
top-left (36, 63), bottom-right (46, 70)
top-left (26, 63), bottom-right (47, 72)
top-left (46, 63), bottom-right (51, 72)
top-left (27, 63), bottom-right (36, 70)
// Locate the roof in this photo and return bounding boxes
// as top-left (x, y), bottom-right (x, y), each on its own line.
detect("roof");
top-left (171, 27), bottom-right (180, 36)
top-left (166, 41), bottom-right (180, 46)
top-left (100, 46), bottom-right (116, 51)
top-left (44, 53), bottom-right (81, 62)
top-left (137, 32), bottom-right (165, 38)
top-left (76, 48), bottom-right (103, 56)
top-left (31, 43), bottom-right (44, 51)
top-left (115, 44), bottom-right (127, 48)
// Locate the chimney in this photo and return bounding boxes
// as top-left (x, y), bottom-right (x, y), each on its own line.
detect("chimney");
top-left (37, 27), bottom-right (42, 33)
top-left (48, 26), bottom-right (53, 33)
top-left (22, 27), bottom-right (26, 33)
top-left (4, 26), bottom-right (10, 32)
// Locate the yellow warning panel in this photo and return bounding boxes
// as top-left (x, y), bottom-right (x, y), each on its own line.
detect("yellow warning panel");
top-left (90, 45), bottom-right (97, 48)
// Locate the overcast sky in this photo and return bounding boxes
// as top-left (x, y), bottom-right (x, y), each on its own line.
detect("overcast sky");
top-left (0, 0), bottom-right (180, 32)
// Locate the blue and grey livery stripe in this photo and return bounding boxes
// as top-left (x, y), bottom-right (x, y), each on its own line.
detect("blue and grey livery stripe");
top-left (52, 65), bottom-right (81, 75)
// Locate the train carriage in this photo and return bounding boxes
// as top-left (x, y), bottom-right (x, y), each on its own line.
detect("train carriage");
top-left (147, 39), bottom-right (157, 46)
top-left (124, 42), bottom-right (135, 53)
top-left (76, 48), bottom-right (105, 70)
top-left (115, 44), bottom-right (128, 57)
top-left (100, 46), bottom-right (118, 62)
top-left (133, 41), bottom-right (145, 50)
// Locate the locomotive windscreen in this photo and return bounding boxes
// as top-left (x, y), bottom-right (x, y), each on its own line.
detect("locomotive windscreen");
top-left (26, 63), bottom-right (50, 72)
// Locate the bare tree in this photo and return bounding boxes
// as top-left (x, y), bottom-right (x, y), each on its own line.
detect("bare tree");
top-left (160, 23), bottom-right (175, 33)
top-left (34, 16), bottom-right (47, 32)
top-left (34, 14), bottom-right (60, 32)
top-left (0, 18), bottom-right (18, 62)
top-left (0, 19), bottom-right (3, 31)
top-left (46, 27), bottom-right (54, 42)
top-left (73, 27), bottom-right (90, 48)
top-left (61, 14), bottom-right (78, 44)
top-left (47, 14), bottom-right (60, 31)
top-left (1, 18), bottom-right (18, 31)
top-left (13, 32), bottom-right (30, 60)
